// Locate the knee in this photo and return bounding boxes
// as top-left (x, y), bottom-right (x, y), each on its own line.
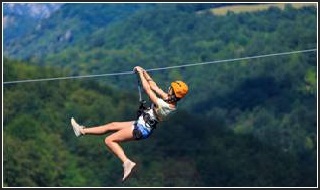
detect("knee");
top-left (104, 136), bottom-right (114, 146)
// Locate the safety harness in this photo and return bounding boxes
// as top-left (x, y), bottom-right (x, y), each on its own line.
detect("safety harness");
top-left (135, 73), bottom-right (158, 129)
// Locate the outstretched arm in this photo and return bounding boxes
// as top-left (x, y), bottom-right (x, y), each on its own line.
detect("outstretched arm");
top-left (142, 70), bottom-right (168, 100)
top-left (134, 66), bottom-right (159, 106)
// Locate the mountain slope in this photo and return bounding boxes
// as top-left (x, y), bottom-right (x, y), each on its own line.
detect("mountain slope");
top-left (3, 3), bottom-right (317, 187)
top-left (4, 3), bottom-right (242, 60)
top-left (3, 3), bottom-right (63, 45)
top-left (3, 3), bottom-right (157, 59)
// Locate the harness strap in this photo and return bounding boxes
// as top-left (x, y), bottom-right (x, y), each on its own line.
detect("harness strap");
top-left (142, 111), bottom-right (158, 129)
top-left (136, 72), bottom-right (143, 103)
top-left (136, 72), bottom-right (146, 118)
top-left (135, 72), bottom-right (158, 129)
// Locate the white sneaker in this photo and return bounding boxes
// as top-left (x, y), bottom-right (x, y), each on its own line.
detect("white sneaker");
top-left (122, 159), bottom-right (136, 181)
top-left (71, 117), bottom-right (84, 137)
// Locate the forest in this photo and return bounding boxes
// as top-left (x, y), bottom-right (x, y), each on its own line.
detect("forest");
top-left (3, 3), bottom-right (317, 187)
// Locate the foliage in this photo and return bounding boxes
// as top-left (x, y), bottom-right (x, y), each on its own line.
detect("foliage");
top-left (3, 4), bottom-right (317, 187)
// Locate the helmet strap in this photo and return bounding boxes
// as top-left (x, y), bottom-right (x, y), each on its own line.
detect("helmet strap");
top-left (165, 94), bottom-right (179, 103)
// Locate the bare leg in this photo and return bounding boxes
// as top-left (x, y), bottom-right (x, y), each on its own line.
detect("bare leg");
top-left (71, 118), bottom-right (136, 181)
top-left (82, 121), bottom-right (135, 135)
top-left (103, 122), bottom-right (135, 162)
top-left (74, 119), bottom-right (135, 162)
top-left (103, 122), bottom-right (137, 181)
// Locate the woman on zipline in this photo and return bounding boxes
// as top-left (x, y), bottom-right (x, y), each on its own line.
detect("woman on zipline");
top-left (70, 66), bottom-right (189, 181)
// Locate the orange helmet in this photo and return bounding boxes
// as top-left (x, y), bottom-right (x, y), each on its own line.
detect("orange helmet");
top-left (171, 80), bottom-right (189, 99)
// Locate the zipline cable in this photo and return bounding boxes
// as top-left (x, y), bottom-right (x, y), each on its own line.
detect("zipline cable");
top-left (3, 48), bottom-right (316, 85)
top-left (3, 71), bottom-right (133, 85)
top-left (146, 48), bottom-right (317, 72)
